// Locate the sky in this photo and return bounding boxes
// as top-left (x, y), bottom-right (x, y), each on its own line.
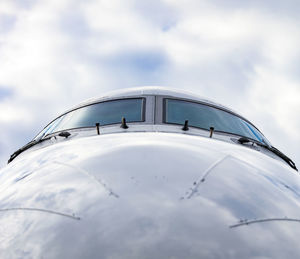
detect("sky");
top-left (0, 0), bottom-right (299, 169)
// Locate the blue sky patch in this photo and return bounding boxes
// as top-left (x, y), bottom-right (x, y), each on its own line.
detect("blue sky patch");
top-left (111, 50), bottom-right (167, 73)
top-left (161, 21), bottom-right (177, 32)
top-left (0, 87), bottom-right (13, 101)
top-left (0, 15), bottom-right (16, 33)
top-left (134, 0), bottom-right (178, 32)
top-left (59, 10), bottom-right (91, 38)
top-left (13, 0), bottom-right (37, 10)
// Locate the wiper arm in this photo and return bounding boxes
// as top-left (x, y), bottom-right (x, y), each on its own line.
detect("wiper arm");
top-left (7, 136), bottom-right (51, 164)
top-left (7, 131), bottom-right (72, 164)
top-left (238, 137), bottom-right (298, 172)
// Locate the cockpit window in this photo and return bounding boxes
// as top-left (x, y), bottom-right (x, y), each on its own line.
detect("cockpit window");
top-left (35, 98), bottom-right (145, 139)
top-left (164, 98), bottom-right (266, 143)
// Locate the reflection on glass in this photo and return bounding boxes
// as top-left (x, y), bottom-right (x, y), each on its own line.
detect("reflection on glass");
top-left (164, 99), bottom-right (264, 142)
top-left (35, 98), bottom-right (144, 139)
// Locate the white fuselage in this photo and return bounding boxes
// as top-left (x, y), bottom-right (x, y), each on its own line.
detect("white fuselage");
top-left (0, 87), bottom-right (299, 258)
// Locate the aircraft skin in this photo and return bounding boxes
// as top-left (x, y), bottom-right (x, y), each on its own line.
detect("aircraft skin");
top-left (0, 87), bottom-right (299, 258)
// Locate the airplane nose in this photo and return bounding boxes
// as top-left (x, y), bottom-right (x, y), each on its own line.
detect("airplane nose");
top-left (1, 133), bottom-right (300, 258)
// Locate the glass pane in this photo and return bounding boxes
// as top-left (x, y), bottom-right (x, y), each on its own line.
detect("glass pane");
top-left (164, 99), bottom-right (264, 142)
top-left (34, 98), bottom-right (144, 139)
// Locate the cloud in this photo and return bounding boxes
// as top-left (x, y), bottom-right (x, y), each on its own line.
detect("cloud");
top-left (0, 0), bottom-right (299, 169)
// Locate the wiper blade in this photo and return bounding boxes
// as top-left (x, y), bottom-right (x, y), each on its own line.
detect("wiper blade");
top-left (7, 131), bottom-right (72, 164)
top-left (7, 136), bottom-right (51, 164)
top-left (267, 145), bottom-right (298, 172)
top-left (238, 137), bottom-right (298, 172)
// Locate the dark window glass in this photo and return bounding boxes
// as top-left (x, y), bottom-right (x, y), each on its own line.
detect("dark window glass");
top-left (164, 99), bottom-right (264, 142)
top-left (35, 98), bottom-right (144, 139)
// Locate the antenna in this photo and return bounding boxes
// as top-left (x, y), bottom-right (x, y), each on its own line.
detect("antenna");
top-left (209, 127), bottom-right (214, 138)
top-left (121, 117), bottom-right (128, 129)
top-left (182, 120), bottom-right (189, 131)
top-left (95, 123), bottom-right (100, 135)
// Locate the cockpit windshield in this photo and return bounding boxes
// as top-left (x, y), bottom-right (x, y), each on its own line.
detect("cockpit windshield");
top-left (164, 98), bottom-right (266, 143)
top-left (9, 93), bottom-right (297, 171)
top-left (34, 95), bottom-right (266, 145)
top-left (34, 98), bottom-right (145, 140)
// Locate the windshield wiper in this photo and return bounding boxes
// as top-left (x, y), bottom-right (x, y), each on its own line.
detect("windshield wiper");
top-left (7, 137), bottom-right (50, 164)
top-left (7, 131), bottom-right (72, 164)
top-left (237, 137), bottom-right (298, 172)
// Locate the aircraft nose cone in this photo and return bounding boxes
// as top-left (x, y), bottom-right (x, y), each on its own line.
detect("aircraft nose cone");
top-left (1, 133), bottom-right (300, 258)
